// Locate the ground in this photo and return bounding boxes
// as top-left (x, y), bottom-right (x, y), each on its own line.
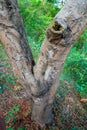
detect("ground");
top-left (0, 45), bottom-right (87, 130)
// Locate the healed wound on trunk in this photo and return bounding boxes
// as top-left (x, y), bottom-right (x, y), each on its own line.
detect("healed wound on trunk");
top-left (46, 20), bottom-right (71, 45)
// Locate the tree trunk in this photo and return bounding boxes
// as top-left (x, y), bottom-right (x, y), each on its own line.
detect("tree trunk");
top-left (0, 0), bottom-right (87, 127)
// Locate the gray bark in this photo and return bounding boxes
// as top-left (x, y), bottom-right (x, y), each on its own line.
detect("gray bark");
top-left (0, 0), bottom-right (87, 127)
top-left (33, 0), bottom-right (87, 125)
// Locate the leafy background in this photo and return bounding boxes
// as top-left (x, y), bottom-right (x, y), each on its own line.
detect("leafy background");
top-left (18, 0), bottom-right (87, 98)
top-left (0, 0), bottom-right (87, 129)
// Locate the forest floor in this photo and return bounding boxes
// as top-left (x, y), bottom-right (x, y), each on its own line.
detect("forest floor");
top-left (0, 66), bottom-right (87, 130)
top-left (0, 45), bottom-right (87, 130)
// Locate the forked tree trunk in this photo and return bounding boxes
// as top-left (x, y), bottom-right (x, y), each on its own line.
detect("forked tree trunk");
top-left (0, 0), bottom-right (87, 127)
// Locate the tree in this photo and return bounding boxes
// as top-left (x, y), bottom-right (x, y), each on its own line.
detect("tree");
top-left (0, 0), bottom-right (87, 127)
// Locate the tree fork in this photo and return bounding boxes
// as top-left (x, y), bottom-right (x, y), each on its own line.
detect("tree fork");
top-left (0, 0), bottom-right (87, 127)
top-left (0, 0), bottom-right (39, 96)
top-left (33, 0), bottom-right (87, 126)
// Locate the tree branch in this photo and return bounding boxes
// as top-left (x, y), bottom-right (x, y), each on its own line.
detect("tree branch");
top-left (34, 0), bottom-right (87, 96)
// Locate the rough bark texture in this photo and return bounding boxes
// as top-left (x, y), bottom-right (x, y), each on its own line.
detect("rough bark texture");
top-left (33, 0), bottom-right (87, 126)
top-left (0, 0), bottom-right (38, 97)
top-left (0, 0), bottom-right (87, 127)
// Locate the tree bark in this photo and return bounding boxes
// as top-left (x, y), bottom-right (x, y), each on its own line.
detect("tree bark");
top-left (33, 0), bottom-right (87, 126)
top-left (0, 0), bottom-right (38, 97)
top-left (0, 0), bottom-right (87, 127)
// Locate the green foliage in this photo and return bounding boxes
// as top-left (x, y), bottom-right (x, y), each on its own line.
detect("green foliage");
top-left (0, 84), bottom-right (3, 93)
top-left (47, 0), bottom-right (57, 3)
top-left (6, 128), bottom-right (14, 130)
top-left (61, 29), bottom-right (87, 98)
top-left (18, 0), bottom-right (87, 98)
top-left (0, 72), bottom-right (16, 84)
top-left (5, 105), bottom-right (21, 130)
top-left (0, 69), bottom-right (17, 91)
top-left (0, 44), bottom-right (8, 64)
top-left (6, 105), bottom-right (20, 123)
top-left (18, 126), bottom-right (26, 130)
top-left (18, 0), bottom-right (60, 60)
top-left (70, 126), bottom-right (81, 130)
top-left (0, 44), bottom-right (17, 90)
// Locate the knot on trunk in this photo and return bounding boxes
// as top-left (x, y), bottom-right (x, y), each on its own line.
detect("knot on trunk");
top-left (46, 20), bottom-right (71, 46)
